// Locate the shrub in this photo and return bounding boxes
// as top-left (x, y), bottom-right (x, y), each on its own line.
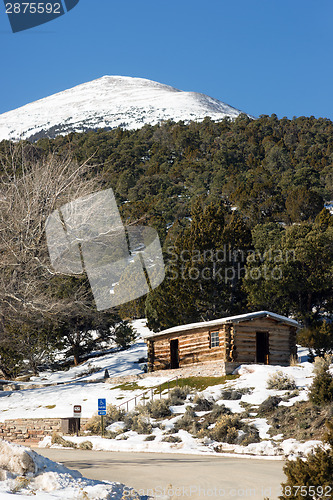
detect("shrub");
top-left (281, 389), bottom-right (300, 402)
top-left (279, 419), bottom-right (333, 499)
top-left (84, 414), bottom-right (103, 434)
top-left (220, 388), bottom-right (250, 400)
top-left (174, 403), bottom-right (231, 437)
top-left (211, 415), bottom-right (241, 443)
top-left (107, 404), bottom-right (125, 422)
top-left (239, 429), bottom-right (261, 446)
top-left (266, 371), bottom-right (297, 391)
top-left (79, 441), bottom-right (93, 450)
top-left (174, 407), bottom-right (197, 432)
top-left (309, 356), bottom-right (333, 405)
top-left (85, 404), bottom-right (125, 434)
top-left (193, 394), bottom-right (214, 411)
top-left (162, 435), bottom-right (182, 443)
top-left (258, 396), bottom-right (282, 415)
top-left (123, 412), bottom-right (134, 431)
top-left (280, 449), bottom-right (333, 499)
top-left (144, 435), bottom-right (156, 441)
top-left (130, 415), bottom-right (152, 434)
top-left (106, 431), bottom-right (119, 439)
top-left (210, 415), bottom-right (260, 445)
top-left (166, 385), bottom-right (192, 405)
top-left (146, 399), bottom-right (172, 419)
top-left (208, 403), bottom-right (231, 421)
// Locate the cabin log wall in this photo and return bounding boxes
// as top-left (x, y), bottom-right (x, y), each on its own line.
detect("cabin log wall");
top-left (233, 318), bottom-right (294, 365)
top-left (150, 326), bottom-right (227, 371)
top-left (148, 315), bottom-right (297, 372)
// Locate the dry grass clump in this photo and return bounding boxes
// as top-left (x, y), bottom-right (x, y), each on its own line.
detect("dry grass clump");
top-left (51, 431), bottom-right (77, 448)
top-left (10, 477), bottom-right (31, 494)
top-left (289, 354), bottom-right (299, 366)
top-left (79, 441), bottom-right (93, 450)
top-left (266, 371), bottom-right (297, 391)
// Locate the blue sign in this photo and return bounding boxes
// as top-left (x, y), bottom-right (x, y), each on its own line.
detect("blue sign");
top-left (98, 410), bottom-right (107, 416)
top-left (98, 398), bottom-right (106, 410)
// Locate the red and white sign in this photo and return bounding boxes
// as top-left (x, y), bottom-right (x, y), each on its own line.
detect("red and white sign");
top-left (73, 405), bottom-right (82, 418)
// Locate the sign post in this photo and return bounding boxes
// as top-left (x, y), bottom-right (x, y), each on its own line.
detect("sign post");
top-left (73, 405), bottom-right (82, 437)
top-left (98, 399), bottom-right (107, 437)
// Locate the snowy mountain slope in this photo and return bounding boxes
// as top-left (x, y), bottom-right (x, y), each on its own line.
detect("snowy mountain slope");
top-left (0, 76), bottom-right (250, 141)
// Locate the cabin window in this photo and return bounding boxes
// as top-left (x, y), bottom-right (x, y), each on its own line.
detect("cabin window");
top-left (210, 331), bottom-right (220, 348)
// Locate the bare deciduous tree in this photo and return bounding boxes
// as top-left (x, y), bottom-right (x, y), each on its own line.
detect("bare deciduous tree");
top-left (0, 144), bottom-right (101, 322)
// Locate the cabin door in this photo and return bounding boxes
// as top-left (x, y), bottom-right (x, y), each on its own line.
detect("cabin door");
top-left (256, 332), bottom-right (269, 364)
top-left (170, 339), bottom-right (179, 369)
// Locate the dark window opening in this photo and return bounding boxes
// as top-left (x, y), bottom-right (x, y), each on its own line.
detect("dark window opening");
top-left (170, 339), bottom-right (179, 369)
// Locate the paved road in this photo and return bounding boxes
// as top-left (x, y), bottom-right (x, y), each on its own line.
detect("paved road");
top-left (35, 448), bottom-right (285, 499)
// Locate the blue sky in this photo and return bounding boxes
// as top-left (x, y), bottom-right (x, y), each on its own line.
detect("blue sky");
top-left (0, 0), bottom-right (332, 120)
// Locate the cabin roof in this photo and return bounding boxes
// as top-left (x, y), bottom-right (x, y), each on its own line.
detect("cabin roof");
top-left (142, 311), bottom-right (299, 339)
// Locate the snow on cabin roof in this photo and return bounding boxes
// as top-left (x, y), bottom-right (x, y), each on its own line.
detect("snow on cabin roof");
top-left (142, 311), bottom-right (299, 339)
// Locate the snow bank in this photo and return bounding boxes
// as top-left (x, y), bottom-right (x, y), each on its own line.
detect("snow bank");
top-left (0, 441), bottom-right (36, 476)
top-left (0, 440), bottom-right (140, 499)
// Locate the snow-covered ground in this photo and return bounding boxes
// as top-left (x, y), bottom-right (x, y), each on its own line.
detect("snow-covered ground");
top-left (36, 357), bottom-right (324, 460)
top-left (0, 318), bottom-right (329, 460)
top-left (0, 320), bottom-right (154, 420)
top-left (0, 440), bottom-right (139, 499)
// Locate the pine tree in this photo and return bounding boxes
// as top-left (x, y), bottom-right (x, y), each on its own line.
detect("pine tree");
top-left (297, 320), bottom-right (333, 358)
top-left (146, 200), bottom-right (252, 331)
top-left (279, 420), bottom-right (333, 499)
top-left (308, 356), bottom-right (333, 405)
top-left (112, 321), bottom-right (137, 349)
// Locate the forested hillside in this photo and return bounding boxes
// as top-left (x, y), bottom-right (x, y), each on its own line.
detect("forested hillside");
top-left (0, 114), bottom-right (332, 375)
top-left (28, 114), bottom-right (333, 226)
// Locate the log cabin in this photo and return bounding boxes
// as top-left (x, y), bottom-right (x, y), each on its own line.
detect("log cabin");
top-left (143, 311), bottom-right (299, 374)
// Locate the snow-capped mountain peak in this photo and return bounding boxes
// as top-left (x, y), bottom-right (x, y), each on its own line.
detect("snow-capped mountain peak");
top-left (0, 75), bottom-right (250, 141)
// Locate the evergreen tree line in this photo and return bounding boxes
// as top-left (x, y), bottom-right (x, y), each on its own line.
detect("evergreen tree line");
top-left (0, 114), bottom-right (332, 376)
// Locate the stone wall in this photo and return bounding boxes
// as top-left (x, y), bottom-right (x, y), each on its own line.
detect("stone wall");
top-left (0, 417), bottom-right (89, 445)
